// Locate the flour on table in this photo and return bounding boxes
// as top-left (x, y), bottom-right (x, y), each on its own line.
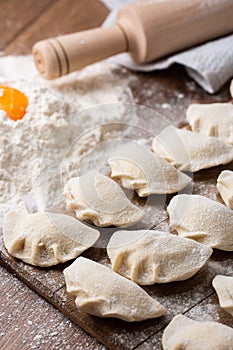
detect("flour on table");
top-left (0, 56), bottom-right (136, 223)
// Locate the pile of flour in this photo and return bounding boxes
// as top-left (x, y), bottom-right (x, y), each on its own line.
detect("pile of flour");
top-left (0, 57), bottom-right (136, 223)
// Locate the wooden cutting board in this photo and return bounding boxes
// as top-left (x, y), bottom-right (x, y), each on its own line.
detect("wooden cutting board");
top-left (0, 65), bottom-right (233, 350)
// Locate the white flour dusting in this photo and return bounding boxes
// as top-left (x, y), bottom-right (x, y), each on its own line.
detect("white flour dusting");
top-left (0, 57), bottom-right (136, 221)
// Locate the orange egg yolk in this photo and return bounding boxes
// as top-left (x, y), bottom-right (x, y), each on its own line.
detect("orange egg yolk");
top-left (0, 86), bottom-right (28, 121)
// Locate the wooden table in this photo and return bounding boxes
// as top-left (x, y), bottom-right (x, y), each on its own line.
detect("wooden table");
top-left (0, 1), bottom-right (232, 350)
top-left (1, 1), bottom-right (108, 349)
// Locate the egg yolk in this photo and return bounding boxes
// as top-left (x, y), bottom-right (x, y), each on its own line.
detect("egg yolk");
top-left (0, 86), bottom-right (28, 121)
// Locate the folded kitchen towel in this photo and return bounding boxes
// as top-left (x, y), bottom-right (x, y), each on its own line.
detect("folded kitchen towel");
top-left (101, 0), bottom-right (233, 94)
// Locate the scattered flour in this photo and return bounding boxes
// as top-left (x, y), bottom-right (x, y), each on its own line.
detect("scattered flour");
top-left (0, 57), bottom-right (136, 221)
top-left (0, 266), bottom-right (106, 350)
top-left (161, 102), bottom-right (171, 110)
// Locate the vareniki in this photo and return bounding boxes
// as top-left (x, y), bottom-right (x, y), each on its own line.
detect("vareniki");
top-left (167, 194), bottom-right (233, 251)
top-left (64, 171), bottom-right (144, 227)
top-left (152, 126), bottom-right (233, 172)
top-left (217, 170), bottom-right (233, 209)
top-left (187, 103), bottom-right (233, 145)
top-left (108, 143), bottom-right (191, 197)
top-left (107, 230), bottom-right (212, 285)
top-left (162, 314), bottom-right (233, 350)
top-left (63, 257), bottom-right (166, 322)
top-left (3, 211), bottom-right (99, 267)
top-left (212, 275), bottom-right (233, 317)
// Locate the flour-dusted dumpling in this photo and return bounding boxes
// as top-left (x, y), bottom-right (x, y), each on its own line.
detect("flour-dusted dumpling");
top-left (152, 126), bottom-right (233, 172)
top-left (3, 211), bottom-right (99, 267)
top-left (186, 103), bottom-right (233, 145)
top-left (217, 170), bottom-right (233, 209)
top-left (107, 230), bottom-right (212, 285)
top-left (162, 314), bottom-right (233, 350)
top-left (64, 171), bottom-right (144, 227)
top-left (167, 194), bottom-right (233, 251)
top-left (213, 275), bottom-right (233, 317)
top-left (108, 143), bottom-right (191, 197)
top-left (63, 257), bottom-right (166, 322)
top-left (230, 80), bottom-right (233, 97)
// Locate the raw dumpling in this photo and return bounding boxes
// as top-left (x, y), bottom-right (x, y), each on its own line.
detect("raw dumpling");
top-left (3, 211), bottom-right (99, 267)
top-left (212, 275), bottom-right (233, 317)
top-left (152, 126), bottom-right (233, 172)
top-left (63, 171), bottom-right (144, 227)
top-left (167, 194), bottom-right (233, 251)
top-left (186, 103), bottom-right (233, 145)
top-left (108, 143), bottom-right (191, 197)
top-left (230, 80), bottom-right (233, 98)
top-left (217, 170), bottom-right (233, 209)
top-left (63, 257), bottom-right (166, 322)
top-left (162, 314), bottom-right (233, 350)
top-left (107, 230), bottom-right (212, 285)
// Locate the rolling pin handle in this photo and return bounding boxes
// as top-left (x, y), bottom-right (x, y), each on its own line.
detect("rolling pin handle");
top-left (33, 25), bottom-right (128, 80)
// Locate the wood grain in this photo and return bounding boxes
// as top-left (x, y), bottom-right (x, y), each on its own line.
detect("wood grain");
top-left (136, 294), bottom-right (233, 349)
top-left (0, 0), bottom-right (55, 51)
top-left (1, 0), bottom-right (233, 349)
top-left (4, 0), bottom-right (109, 55)
top-left (1, 66), bottom-right (233, 349)
top-left (0, 266), bottom-right (105, 350)
top-left (1, 212), bottom-right (232, 349)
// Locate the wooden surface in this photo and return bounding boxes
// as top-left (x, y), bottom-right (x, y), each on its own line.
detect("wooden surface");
top-left (1, 1), bottom-right (108, 349)
top-left (0, 266), bottom-right (105, 350)
top-left (0, 1), bottom-right (233, 350)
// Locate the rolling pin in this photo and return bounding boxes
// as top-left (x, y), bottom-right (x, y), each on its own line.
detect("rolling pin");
top-left (32, 0), bottom-right (233, 80)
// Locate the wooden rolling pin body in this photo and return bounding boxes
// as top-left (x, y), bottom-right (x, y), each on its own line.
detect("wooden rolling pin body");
top-left (33, 0), bottom-right (233, 79)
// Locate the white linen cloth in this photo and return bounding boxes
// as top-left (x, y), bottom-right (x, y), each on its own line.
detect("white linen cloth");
top-left (101, 0), bottom-right (233, 94)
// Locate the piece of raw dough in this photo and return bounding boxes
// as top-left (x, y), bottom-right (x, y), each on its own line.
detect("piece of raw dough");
top-left (108, 143), bottom-right (191, 197)
top-left (230, 80), bottom-right (233, 98)
top-left (186, 103), bottom-right (233, 145)
top-left (212, 275), bottom-right (233, 317)
top-left (64, 171), bottom-right (144, 227)
top-left (63, 257), bottom-right (166, 322)
top-left (167, 194), bottom-right (233, 251)
top-left (217, 170), bottom-right (233, 209)
top-left (152, 126), bottom-right (233, 172)
top-left (3, 211), bottom-right (99, 267)
top-left (162, 314), bottom-right (233, 350)
top-left (107, 230), bottom-right (212, 285)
